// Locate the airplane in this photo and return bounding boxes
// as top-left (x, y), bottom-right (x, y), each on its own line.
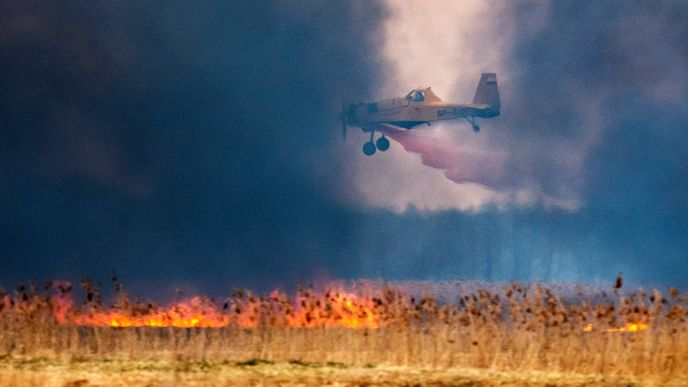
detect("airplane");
top-left (341, 73), bottom-right (500, 156)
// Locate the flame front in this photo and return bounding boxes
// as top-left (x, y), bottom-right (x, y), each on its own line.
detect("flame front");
top-left (58, 291), bottom-right (655, 331)
top-left (61, 291), bottom-right (382, 329)
top-left (583, 322), bottom-right (649, 333)
top-left (72, 296), bottom-right (230, 328)
top-left (5, 280), bottom-right (668, 332)
top-left (606, 322), bottom-right (649, 332)
top-left (283, 291), bottom-right (381, 328)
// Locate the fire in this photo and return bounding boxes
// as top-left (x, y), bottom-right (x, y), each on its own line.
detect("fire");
top-left (583, 322), bottom-right (649, 333)
top-left (606, 322), bottom-right (649, 332)
top-left (72, 296), bottom-right (230, 328)
top-left (57, 289), bottom-right (382, 329)
top-left (283, 291), bottom-right (381, 328)
top-left (2, 278), bottom-right (669, 333)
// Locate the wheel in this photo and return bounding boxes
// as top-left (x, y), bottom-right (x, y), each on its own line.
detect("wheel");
top-left (472, 124), bottom-right (480, 132)
top-left (362, 142), bottom-right (376, 156)
top-left (376, 136), bottom-right (390, 151)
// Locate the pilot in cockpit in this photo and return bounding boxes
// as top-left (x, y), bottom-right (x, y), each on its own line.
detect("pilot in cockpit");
top-left (405, 90), bottom-right (425, 103)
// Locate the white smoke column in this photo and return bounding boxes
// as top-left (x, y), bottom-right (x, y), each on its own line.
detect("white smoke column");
top-left (344, 1), bottom-right (582, 212)
top-left (344, 1), bottom-right (514, 212)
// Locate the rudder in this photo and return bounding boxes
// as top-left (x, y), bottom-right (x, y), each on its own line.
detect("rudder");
top-left (472, 73), bottom-right (500, 117)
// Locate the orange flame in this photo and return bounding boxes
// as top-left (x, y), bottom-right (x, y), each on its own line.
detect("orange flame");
top-left (27, 281), bottom-right (662, 332)
top-left (605, 322), bottom-right (648, 332)
top-left (61, 291), bottom-right (382, 329)
top-left (583, 322), bottom-right (649, 333)
top-left (283, 291), bottom-right (381, 328)
top-left (72, 297), bottom-right (229, 328)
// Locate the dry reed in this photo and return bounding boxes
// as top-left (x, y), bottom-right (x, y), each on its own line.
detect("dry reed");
top-left (0, 277), bottom-right (686, 383)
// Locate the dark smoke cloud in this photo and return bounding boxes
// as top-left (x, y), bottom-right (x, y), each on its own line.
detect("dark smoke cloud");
top-left (1, 1), bottom-right (687, 295)
top-left (505, 1), bottom-right (688, 284)
top-left (506, 0), bottom-right (688, 198)
top-left (0, 1), bottom-right (386, 295)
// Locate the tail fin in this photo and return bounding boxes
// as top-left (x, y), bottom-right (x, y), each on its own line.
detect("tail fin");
top-left (473, 73), bottom-right (500, 117)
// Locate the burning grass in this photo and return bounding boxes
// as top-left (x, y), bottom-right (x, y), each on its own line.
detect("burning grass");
top-left (0, 277), bottom-right (686, 385)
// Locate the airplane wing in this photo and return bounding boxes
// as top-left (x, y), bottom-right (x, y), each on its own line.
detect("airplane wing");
top-left (363, 122), bottom-right (408, 133)
top-left (377, 123), bottom-right (407, 132)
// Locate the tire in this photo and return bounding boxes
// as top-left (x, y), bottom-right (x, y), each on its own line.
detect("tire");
top-left (376, 136), bottom-right (390, 151)
top-left (362, 142), bottom-right (376, 156)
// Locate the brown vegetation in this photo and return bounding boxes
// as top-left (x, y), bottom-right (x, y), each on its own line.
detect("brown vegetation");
top-left (0, 278), bottom-right (686, 385)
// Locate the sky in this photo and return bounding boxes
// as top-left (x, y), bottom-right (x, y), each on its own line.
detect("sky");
top-left (1, 1), bottom-right (687, 296)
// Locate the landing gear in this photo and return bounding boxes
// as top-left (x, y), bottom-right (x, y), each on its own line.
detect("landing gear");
top-left (376, 136), bottom-right (390, 152)
top-left (466, 116), bottom-right (480, 132)
top-left (362, 141), bottom-right (376, 156)
top-left (361, 131), bottom-right (390, 156)
top-left (363, 131), bottom-right (376, 156)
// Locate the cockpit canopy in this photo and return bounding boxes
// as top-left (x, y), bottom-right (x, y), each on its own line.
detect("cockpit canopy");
top-left (405, 90), bottom-right (425, 102)
top-left (404, 87), bottom-right (443, 103)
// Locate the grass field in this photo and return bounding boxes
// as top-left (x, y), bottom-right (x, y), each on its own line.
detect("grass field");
top-left (0, 278), bottom-right (686, 385)
top-left (0, 356), bottom-right (663, 386)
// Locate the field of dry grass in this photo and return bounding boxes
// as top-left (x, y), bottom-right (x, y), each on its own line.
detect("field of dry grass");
top-left (0, 356), bottom-right (656, 386)
top-left (0, 278), bottom-right (686, 385)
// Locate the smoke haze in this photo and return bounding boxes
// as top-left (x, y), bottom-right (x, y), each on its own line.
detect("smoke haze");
top-left (344, 0), bottom-right (688, 286)
top-left (1, 1), bottom-right (687, 295)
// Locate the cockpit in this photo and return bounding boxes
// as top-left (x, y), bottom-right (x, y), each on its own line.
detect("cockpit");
top-left (405, 90), bottom-right (425, 103)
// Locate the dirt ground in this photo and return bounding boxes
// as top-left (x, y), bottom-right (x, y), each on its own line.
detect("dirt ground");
top-left (1, 356), bottom-right (680, 387)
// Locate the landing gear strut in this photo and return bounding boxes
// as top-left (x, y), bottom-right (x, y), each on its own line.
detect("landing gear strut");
top-left (362, 131), bottom-right (376, 156)
top-left (465, 116), bottom-right (480, 132)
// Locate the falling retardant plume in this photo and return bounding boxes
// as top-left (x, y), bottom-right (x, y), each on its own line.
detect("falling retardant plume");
top-left (382, 129), bottom-right (507, 188)
top-left (380, 128), bottom-right (568, 209)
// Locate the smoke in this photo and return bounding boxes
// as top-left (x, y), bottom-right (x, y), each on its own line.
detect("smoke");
top-left (341, 1), bottom-right (595, 212)
top-left (0, 1), bottom-right (387, 295)
top-left (341, 1), bottom-right (516, 212)
top-left (343, 0), bottom-right (688, 286)
top-left (1, 1), bottom-right (687, 292)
